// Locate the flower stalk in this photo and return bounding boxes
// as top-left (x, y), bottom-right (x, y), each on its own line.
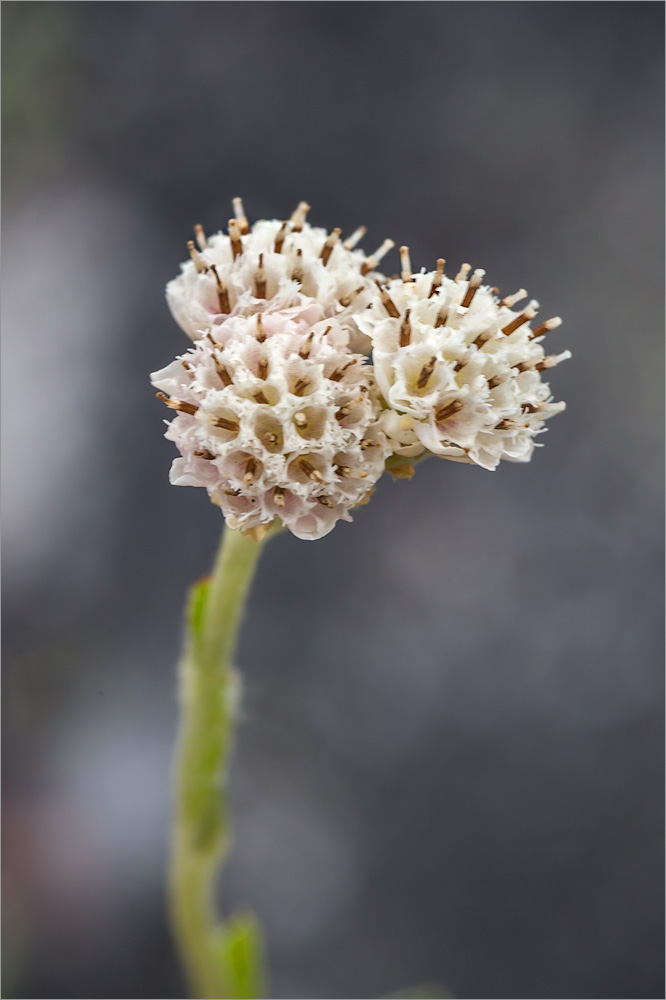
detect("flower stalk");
top-left (168, 525), bottom-right (269, 999)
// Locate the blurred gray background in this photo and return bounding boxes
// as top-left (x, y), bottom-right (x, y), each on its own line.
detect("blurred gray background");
top-left (2, 3), bottom-right (664, 999)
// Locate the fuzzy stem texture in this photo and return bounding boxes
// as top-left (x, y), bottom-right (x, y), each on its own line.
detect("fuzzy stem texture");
top-left (168, 526), bottom-right (268, 999)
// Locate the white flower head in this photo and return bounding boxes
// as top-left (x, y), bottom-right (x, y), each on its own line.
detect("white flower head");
top-left (357, 251), bottom-right (570, 471)
top-left (152, 308), bottom-right (390, 541)
top-left (166, 198), bottom-right (393, 354)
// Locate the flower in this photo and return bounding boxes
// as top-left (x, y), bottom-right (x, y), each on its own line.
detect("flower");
top-left (153, 201), bottom-right (570, 538)
top-left (357, 251), bottom-right (570, 471)
top-left (166, 198), bottom-right (393, 354)
top-left (151, 317), bottom-right (389, 540)
top-left (152, 199), bottom-right (394, 539)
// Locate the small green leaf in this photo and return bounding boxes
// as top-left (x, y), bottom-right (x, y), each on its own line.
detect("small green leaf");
top-left (214, 912), bottom-right (267, 999)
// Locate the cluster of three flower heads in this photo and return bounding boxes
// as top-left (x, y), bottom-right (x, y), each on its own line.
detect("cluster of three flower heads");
top-left (152, 199), bottom-right (569, 540)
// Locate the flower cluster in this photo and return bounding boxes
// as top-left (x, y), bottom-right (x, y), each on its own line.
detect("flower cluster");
top-left (358, 257), bottom-right (570, 471)
top-left (152, 199), bottom-right (569, 539)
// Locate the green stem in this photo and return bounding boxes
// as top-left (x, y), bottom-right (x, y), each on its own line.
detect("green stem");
top-left (168, 525), bottom-right (268, 999)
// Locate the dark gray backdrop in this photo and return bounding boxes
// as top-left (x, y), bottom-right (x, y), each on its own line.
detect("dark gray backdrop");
top-left (2, 3), bottom-right (664, 998)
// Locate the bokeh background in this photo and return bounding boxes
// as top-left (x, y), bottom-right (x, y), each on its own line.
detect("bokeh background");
top-left (2, 3), bottom-right (664, 999)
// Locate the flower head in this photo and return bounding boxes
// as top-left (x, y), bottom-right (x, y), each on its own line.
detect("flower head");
top-left (358, 252), bottom-right (570, 471)
top-left (166, 198), bottom-right (393, 354)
